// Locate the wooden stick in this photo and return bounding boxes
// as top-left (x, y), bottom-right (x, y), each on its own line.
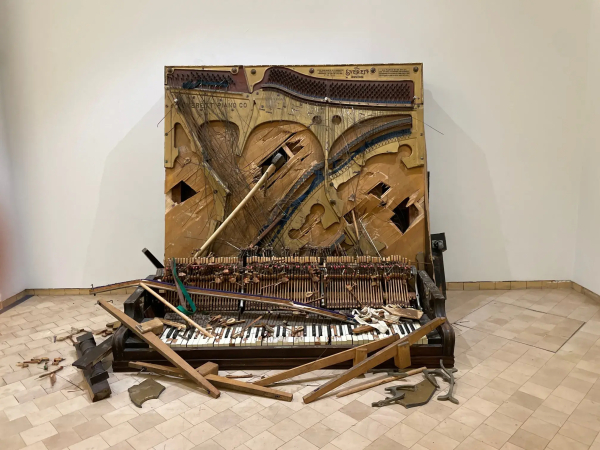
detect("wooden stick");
top-left (129, 361), bottom-right (291, 401)
top-left (92, 279), bottom-right (348, 322)
top-left (302, 317), bottom-right (445, 403)
top-left (254, 334), bottom-right (399, 386)
top-left (336, 367), bottom-right (425, 398)
top-left (98, 300), bottom-right (220, 399)
top-left (140, 282), bottom-right (213, 338)
top-left (194, 155), bottom-right (283, 257)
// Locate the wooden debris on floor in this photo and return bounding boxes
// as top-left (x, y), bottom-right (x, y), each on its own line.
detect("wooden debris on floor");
top-left (128, 379), bottom-right (166, 407)
top-left (302, 317), bottom-right (445, 403)
top-left (98, 299), bottom-right (220, 398)
top-left (336, 366), bottom-right (426, 398)
top-left (129, 361), bottom-right (292, 402)
top-left (74, 332), bottom-right (112, 402)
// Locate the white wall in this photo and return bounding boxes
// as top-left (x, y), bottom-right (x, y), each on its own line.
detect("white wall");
top-left (573, 0), bottom-right (600, 293)
top-left (0, 25), bottom-right (27, 300)
top-left (0, 0), bottom-right (594, 288)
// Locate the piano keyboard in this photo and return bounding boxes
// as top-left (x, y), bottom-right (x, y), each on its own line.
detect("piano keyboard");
top-left (158, 319), bottom-right (427, 348)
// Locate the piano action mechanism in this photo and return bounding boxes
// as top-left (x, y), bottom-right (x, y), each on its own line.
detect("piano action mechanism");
top-left (111, 63), bottom-right (454, 371)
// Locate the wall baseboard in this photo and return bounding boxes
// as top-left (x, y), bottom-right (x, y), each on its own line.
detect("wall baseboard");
top-left (3, 280), bottom-right (599, 310)
top-left (447, 280), bottom-right (600, 303)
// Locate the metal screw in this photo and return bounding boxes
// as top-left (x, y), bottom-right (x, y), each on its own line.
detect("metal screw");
top-left (309, 68), bottom-right (314, 74)
top-left (370, 67), bottom-right (376, 73)
top-left (413, 66), bottom-right (419, 72)
top-left (251, 69), bottom-right (256, 75)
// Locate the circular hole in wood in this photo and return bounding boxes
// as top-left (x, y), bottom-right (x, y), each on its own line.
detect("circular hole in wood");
top-left (332, 115), bottom-right (342, 125)
top-left (399, 144), bottom-right (412, 158)
top-left (312, 115), bottom-right (322, 125)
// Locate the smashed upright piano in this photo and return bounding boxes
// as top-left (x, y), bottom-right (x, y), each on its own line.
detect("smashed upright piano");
top-left (110, 64), bottom-right (454, 370)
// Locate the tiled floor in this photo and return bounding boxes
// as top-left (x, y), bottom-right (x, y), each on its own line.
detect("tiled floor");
top-left (1, 288), bottom-right (600, 450)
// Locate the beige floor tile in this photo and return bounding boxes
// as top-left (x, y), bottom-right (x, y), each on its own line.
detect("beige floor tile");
top-left (385, 423), bottom-right (424, 447)
top-left (449, 407), bottom-right (487, 429)
top-left (237, 415), bottom-right (275, 437)
top-left (103, 406), bottom-right (140, 427)
top-left (258, 402), bottom-right (293, 425)
top-left (5, 401), bottom-right (39, 421)
top-left (484, 412), bottom-right (522, 435)
top-left (278, 435), bottom-right (319, 450)
top-left (521, 416), bottom-right (560, 440)
top-left (228, 399), bottom-right (264, 420)
top-left (210, 425), bottom-right (252, 450)
top-left (454, 436), bottom-right (496, 449)
top-left (330, 429), bottom-right (371, 450)
top-left (495, 403), bottom-right (532, 423)
top-left (245, 430), bottom-right (284, 450)
top-left (368, 407), bottom-right (406, 428)
top-left (338, 400), bottom-right (373, 422)
top-left (41, 429), bottom-right (82, 450)
top-left (531, 405), bottom-right (569, 427)
top-left (181, 404), bottom-right (217, 426)
top-left (127, 428), bottom-right (167, 450)
top-left (547, 433), bottom-right (589, 450)
top-left (540, 394), bottom-right (579, 414)
top-left (20, 422), bottom-right (58, 445)
top-left (70, 435), bottom-right (109, 450)
top-left (55, 396), bottom-right (90, 416)
top-left (128, 411), bottom-right (166, 433)
top-left (0, 433), bottom-right (26, 450)
top-left (288, 407), bottom-right (325, 429)
top-left (187, 439), bottom-right (224, 450)
top-left (154, 400), bottom-right (189, 421)
top-left (471, 423), bottom-right (510, 449)
top-left (508, 429), bottom-right (549, 450)
top-left (559, 420), bottom-right (598, 445)
top-left (419, 430), bottom-right (460, 450)
top-left (153, 433), bottom-right (195, 450)
top-left (266, 417), bottom-right (306, 442)
top-left (300, 422), bottom-right (339, 447)
top-left (73, 417), bottom-right (111, 440)
top-left (154, 415), bottom-right (193, 439)
top-left (34, 392), bottom-right (68, 410)
top-left (321, 410), bottom-right (357, 434)
top-left (50, 411), bottom-right (87, 433)
top-left (403, 411), bottom-right (440, 434)
top-left (463, 397), bottom-right (498, 417)
top-left (100, 422), bottom-right (139, 446)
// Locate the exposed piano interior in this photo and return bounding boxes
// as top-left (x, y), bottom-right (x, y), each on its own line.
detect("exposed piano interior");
top-left (111, 63), bottom-right (454, 372)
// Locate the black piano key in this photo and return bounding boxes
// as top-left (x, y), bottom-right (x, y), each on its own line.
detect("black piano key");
top-left (166, 327), bottom-right (176, 339)
top-left (282, 326), bottom-right (286, 337)
top-left (186, 328), bottom-right (195, 339)
top-left (172, 329), bottom-right (180, 339)
top-left (407, 322), bottom-right (415, 332)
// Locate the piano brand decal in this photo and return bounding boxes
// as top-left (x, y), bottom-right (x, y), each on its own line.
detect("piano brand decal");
top-left (346, 66), bottom-right (371, 78)
top-left (187, 100), bottom-right (248, 109)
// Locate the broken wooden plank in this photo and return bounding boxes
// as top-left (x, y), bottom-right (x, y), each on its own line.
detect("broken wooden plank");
top-left (129, 361), bottom-right (290, 401)
top-left (302, 317), bottom-right (446, 403)
top-left (129, 361), bottom-right (219, 378)
top-left (74, 333), bottom-right (111, 402)
top-left (98, 299), bottom-right (220, 399)
top-left (254, 334), bottom-right (399, 387)
top-left (336, 367), bottom-right (426, 398)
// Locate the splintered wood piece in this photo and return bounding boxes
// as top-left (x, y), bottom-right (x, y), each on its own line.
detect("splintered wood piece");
top-left (129, 361), bottom-right (219, 378)
top-left (303, 339), bottom-right (402, 404)
top-left (128, 362), bottom-right (290, 401)
top-left (394, 341), bottom-right (411, 369)
top-left (140, 283), bottom-right (213, 338)
top-left (98, 300), bottom-right (220, 398)
top-left (353, 325), bottom-right (376, 334)
top-left (159, 319), bottom-right (186, 330)
top-left (302, 317), bottom-right (445, 404)
top-left (38, 366), bottom-right (63, 379)
top-left (135, 318), bottom-right (164, 335)
top-left (383, 306), bottom-right (423, 320)
top-left (336, 367), bottom-right (426, 398)
top-left (254, 334), bottom-right (399, 387)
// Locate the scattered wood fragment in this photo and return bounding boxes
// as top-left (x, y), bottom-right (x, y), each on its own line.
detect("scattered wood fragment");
top-left (24, 357), bottom-right (49, 364)
top-left (255, 334), bottom-right (400, 387)
top-left (225, 374), bottom-right (253, 379)
top-left (302, 318), bottom-right (445, 404)
top-left (129, 361), bottom-right (290, 401)
top-left (38, 366), bottom-right (63, 378)
top-left (159, 318), bottom-right (186, 330)
top-left (383, 305), bottom-right (423, 320)
top-left (135, 318), bottom-right (164, 335)
top-left (336, 367), bottom-right (426, 398)
top-left (353, 325), bottom-right (376, 334)
top-left (106, 321), bottom-right (121, 329)
top-left (98, 299), bottom-right (220, 398)
top-left (52, 358), bottom-right (65, 365)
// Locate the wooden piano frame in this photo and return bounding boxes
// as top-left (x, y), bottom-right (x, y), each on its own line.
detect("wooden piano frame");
top-left (111, 269), bottom-right (454, 371)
